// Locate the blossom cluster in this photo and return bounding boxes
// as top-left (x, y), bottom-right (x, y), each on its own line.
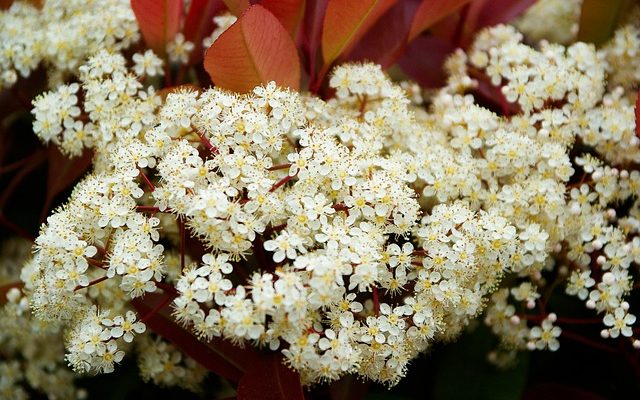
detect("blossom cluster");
top-left (0, 239), bottom-right (82, 399)
top-left (24, 17), bottom-right (640, 383)
top-left (0, 0), bottom-right (138, 89)
top-left (451, 24), bottom-right (640, 360)
top-left (1, 0), bottom-right (639, 393)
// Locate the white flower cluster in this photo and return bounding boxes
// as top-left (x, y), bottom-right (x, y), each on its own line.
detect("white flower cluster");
top-left (0, 0), bottom-right (138, 89)
top-left (32, 49), bottom-right (162, 156)
top-left (137, 335), bottom-right (207, 391)
top-left (0, 240), bottom-right (83, 399)
top-left (66, 307), bottom-right (146, 374)
top-left (514, 0), bottom-right (583, 44)
top-left (19, 20), bottom-right (640, 391)
top-left (600, 18), bottom-right (640, 90)
top-left (23, 43), bottom-right (586, 385)
top-left (453, 24), bottom-right (640, 357)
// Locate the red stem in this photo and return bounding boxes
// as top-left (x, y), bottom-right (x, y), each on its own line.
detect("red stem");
top-left (155, 281), bottom-right (180, 296)
top-left (0, 149), bottom-right (46, 175)
top-left (74, 275), bottom-right (109, 291)
top-left (372, 286), bottom-right (380, 316)
top-left (136, 205), bottom-right (165, 213)
top-left (87, 258), bottom-right (107, 269)
top-left (561, 330), bottom-right (618, 353)
top-left (267, 163), bottom-right (292, 171)
top-left (179, 216), bottom-right (186, 272)
top-left (196, 130), bottom-right (219, 155)
top-left (141, 292), bottom-right (177, 323)
top-left (138, 168), bottom-right (156, 192)
top-left (520, 314), bottom-right (602, 325)
top-left (269, 174), bottom-right (294, 192)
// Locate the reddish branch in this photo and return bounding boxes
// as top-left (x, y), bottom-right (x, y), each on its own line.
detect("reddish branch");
top-left (74, 275), bottom-right (109, 291)
top-left (372, 286), bottom-right (380, 316)
top-left (138, 168), bottom-right (156, 192)
top-left (196, 130), bottom-right (219, 155)
top-left (141, 292), bottom-right (177, 323)
top-left (269, 174), bottom-right (294, 192)
top-left (267, 163), bottom-right (292, 171)
top-left (561, 330), bottom-right (618, 353)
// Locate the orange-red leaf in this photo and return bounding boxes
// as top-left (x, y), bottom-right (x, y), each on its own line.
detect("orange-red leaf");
top-left (262, 0), bottom-right (306, 38)
top-left (321, 0), bottom-right (397, 68)
top-left (237, 353), bottom-right (304, 400)
top-left (454, 0), bottom-right (535, 47)
top-left (407, 0), bottom-right (471, 42)
top-left (183, 0), bottom-right (226, 64)
top-left (345, 0), bottom-right (420, 68)
top-left (301, 0), bottom-right (329, 83)
top-left (223, 0), bottom-right (249, 16)
top-left (398, 35), bottom-right (454, 88)
top-left (204, 5), bottom-right (301, 93)
top-left (131, 0), bottom-right (183, 56)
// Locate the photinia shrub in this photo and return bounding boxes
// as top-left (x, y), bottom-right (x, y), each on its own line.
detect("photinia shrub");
top-left (1, 0), bottom-right (640, 399)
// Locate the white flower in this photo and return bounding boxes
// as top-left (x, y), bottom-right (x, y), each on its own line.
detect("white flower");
top-left (132, 50), bottom-right (163, 76)
top-left (529, 318), bottom-right (561, 351)
top-left (603, 308), bottom-right (636, 338)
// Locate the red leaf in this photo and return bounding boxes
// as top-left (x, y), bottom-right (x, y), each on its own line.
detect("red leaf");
top-left (345, 0), bottom-right (420, 68)
top-left (469, 0), bottom-right (536, 27)
top-left (321, 0), bottom-right (397, 68)
top-left (300, 0), bottom-right (329, 82)
top-left (131, 292), bottom-right (259, 383)
top-left (635, 90), bottom-right (640, 140)
top-left (223, 0), bottom-right (250, 16)
top-left (131, 0), bottom-right (183, 56)
top-left (183, 0), bottom-right (226, 64)
top-left (398, 35), bottom-right (455, 88)
top-left (407, 0), bottom-right (471, 42)
top-left (204, 5), bottom-right (301, 93)
top-left (453, 0), bottom-right (535, 47)
top-left (261, 0), bottom-right (306, 38)
top-left (237, 352), bottom-right (304, 400)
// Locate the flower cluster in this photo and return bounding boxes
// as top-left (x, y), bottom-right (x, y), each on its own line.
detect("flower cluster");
top-left (0, 0), bottom-right (138, 89)
top-left (137, 335), bottom-right (207, 391)
top-left (32, 49), bottom-right (161, 156)
top-left (7, 2), bottom-right (640, 393)
top-left (514, 0), bottom-right (583, 44)
top-left (450, 24), bottom-right (640, 359)
top-left (0, 239), bottom-right (83, 399)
